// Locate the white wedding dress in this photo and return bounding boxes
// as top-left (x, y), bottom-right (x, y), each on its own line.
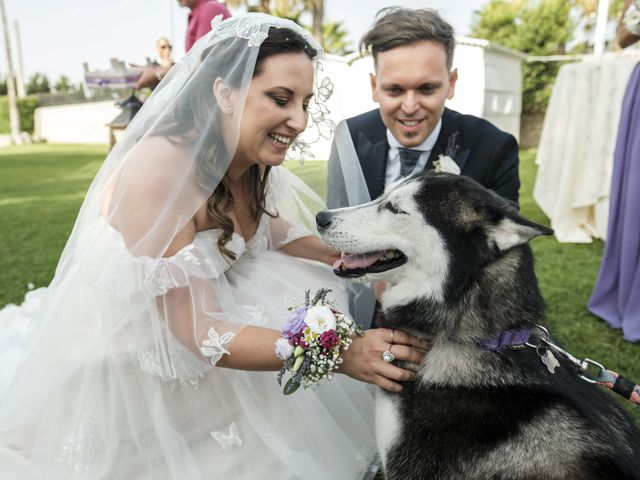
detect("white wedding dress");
top-left (0, 174), bottom-right (375, 479)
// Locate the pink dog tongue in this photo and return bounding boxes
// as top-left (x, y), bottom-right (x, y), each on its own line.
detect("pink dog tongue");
top-left (333, 252), bottom-right (385, 270)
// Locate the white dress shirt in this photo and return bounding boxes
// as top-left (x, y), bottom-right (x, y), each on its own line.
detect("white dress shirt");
top-left (385, 119), bottom-right (442, 184)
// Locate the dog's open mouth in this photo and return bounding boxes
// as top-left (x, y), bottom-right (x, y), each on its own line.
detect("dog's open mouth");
top-left (332, 249), bottom-right (407, 277)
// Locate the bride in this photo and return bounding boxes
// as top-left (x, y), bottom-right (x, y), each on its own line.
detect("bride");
top-left (0, 13), bottom-right (427, 479)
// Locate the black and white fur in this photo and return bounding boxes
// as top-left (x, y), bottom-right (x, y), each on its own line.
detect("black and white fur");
top-left (317, 172), bottom-right (640, 480)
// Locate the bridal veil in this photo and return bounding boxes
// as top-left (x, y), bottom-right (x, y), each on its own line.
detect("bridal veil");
top-left (0, 13), bottom-right (374, 479)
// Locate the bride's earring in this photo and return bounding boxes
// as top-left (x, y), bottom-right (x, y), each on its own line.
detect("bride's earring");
top-left (224, 105), bottom-right (233, 114)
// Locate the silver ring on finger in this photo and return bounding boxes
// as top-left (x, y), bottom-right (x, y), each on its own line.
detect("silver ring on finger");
top-left (382, 345), bottom-right (395, 363)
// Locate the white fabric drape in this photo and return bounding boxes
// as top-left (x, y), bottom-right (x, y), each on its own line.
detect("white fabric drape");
top-left (533, 54), bottom-right (640, 243)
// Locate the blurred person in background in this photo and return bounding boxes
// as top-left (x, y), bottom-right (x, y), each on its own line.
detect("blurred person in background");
top-left (135, 0), bottom-right (231, 90)
top-left (154, 36), bottom-right (175, 69)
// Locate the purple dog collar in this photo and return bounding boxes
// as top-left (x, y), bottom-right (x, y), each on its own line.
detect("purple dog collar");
top-left (476, 327), bottom-right (533, 352)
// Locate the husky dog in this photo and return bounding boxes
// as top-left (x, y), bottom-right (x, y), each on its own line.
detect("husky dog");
top-left (317, 172), bottom-right (640, 480)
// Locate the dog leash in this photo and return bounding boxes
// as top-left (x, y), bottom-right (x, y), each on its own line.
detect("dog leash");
top-left (478, 325), bottom-right (640, 406)
top-left (530, 327), bottom-right (640, 407)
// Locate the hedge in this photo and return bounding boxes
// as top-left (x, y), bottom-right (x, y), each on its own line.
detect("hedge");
top-left (0, 95), bottom-right (40, 134)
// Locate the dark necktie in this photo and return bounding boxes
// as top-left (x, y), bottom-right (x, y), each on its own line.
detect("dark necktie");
top-left (398, 148), bottom-right (422, 177)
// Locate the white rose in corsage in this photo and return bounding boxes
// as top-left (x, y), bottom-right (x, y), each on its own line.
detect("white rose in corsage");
top-left (274, 338), bottom-right (294, 361)
top-left (304, 306), bottom-right (337, 334)
top-left (275, 288), bottom-right (363, 395)
top-left (433, 155), bottom-right (461, 175)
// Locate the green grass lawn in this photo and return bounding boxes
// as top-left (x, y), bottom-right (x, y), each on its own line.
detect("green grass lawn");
top-left (1, 144), bottom-right (638, 423)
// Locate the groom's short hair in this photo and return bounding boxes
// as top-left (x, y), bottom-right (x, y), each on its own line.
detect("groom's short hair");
top-left (360, 7), bottom-right (456, 70)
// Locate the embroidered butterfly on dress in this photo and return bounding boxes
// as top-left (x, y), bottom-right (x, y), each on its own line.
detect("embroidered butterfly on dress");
top-left (211, 422), bottom-right (243, 451)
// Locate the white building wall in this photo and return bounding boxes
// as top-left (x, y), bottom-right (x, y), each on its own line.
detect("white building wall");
top-left (34, 100), bottom-right (120, 144)
top-left (447, 42), bottom-right (486, 117)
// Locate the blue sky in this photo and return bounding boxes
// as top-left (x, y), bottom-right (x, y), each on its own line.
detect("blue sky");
top-left (2, 0), bottom-right (489, 84)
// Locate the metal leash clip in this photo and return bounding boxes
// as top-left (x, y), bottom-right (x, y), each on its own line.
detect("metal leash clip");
top-left (524, 325), bottom-right (640, 406)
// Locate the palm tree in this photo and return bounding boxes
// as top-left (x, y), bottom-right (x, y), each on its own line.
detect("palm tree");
top-left (304, 0), bottom-right (323, 44)
top-left (225, 0), bottom-right (324, 43)
top-left (320, 20), bottom-right (352, 55)
top-left (225, 0), bottom-right (271, 13)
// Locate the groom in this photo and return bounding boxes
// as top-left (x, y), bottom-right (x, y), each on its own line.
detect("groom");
top-left (326, 7), bottom-right (521, 327)
top-left (327, 7), bottom-right (520, 209)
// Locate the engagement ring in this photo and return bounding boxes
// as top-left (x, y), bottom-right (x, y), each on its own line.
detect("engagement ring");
top-left (382, 350), bottom-right (395, 363)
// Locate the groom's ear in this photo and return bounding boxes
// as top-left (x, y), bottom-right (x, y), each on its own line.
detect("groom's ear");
top-left (370, 73), bottom-right (379, 103)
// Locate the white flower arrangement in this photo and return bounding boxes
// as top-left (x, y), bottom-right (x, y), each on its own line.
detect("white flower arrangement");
top-left (276, 289), bottom-right (363, 395)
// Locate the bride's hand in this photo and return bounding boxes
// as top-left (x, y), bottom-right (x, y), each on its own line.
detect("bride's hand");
top-left (339, 328), bottom-right (430, 393)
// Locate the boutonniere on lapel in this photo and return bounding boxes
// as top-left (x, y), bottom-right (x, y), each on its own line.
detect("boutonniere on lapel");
top-left (433, 132), bottom-right (461, 175)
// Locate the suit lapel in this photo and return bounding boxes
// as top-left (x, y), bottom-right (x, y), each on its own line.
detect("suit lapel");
top-left (426, 108), bottom-right (468, 172)
top-left (357, 132), bottom-right (388, 200)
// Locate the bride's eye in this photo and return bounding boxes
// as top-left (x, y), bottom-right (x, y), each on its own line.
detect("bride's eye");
top-left (272, 96), bottom-right (288, 106)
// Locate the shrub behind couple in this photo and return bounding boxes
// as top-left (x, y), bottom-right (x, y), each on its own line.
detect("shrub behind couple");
top-left (0, 8), bottom-right (519, 480)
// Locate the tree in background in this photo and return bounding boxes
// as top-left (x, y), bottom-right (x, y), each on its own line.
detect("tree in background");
top-left (471, 0), bottom-right (573, 113)
top-left (321, 20), bottom-right (353, 55)
top-left (226, 0), bottom-right (348, 53)
top-left (570, 0), bottom-right (624, 52)
top-left (54, 75), bottom-right (73, 93)
top-left (471, 0), bottom-right (626, 113)
top-left (26, 72), bottom-right (50, 94)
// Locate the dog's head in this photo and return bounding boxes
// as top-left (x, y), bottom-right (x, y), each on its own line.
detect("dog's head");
top-left (318, 172), bottom-right (552, 311)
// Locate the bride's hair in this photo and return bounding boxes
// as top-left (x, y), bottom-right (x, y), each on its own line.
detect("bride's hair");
top-left (153, 26), bottom-right (318, 260)
top-left (207, 27), bottom-right (318, 260)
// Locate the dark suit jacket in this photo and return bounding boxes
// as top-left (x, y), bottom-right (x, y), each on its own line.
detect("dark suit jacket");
top-left (341, 107), bottom-right (520, 205)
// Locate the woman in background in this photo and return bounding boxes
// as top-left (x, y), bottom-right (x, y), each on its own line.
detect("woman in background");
top-left (589, 0), bottom-right (640, 341)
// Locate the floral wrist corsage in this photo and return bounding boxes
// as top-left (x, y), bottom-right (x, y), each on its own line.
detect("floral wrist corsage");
top-left (275, 288), bottom-right (363, 395)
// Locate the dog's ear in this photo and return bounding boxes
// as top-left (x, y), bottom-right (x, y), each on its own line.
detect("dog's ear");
top-left (487, 212), bottom-right (554, 251)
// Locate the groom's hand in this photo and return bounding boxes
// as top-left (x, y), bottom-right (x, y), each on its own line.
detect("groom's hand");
top-left (339, 328), bottom-right (429, 393)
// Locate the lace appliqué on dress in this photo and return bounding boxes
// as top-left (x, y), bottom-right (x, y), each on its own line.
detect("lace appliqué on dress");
top-left (200, 327), bottom-right (235, 365)
top-left (138, 347), bottom-right (205, 390)
top-left (138, 349), bottom-right (162, 377)
top-left (211, 422), bottom-right (243, 451)
top-left (241, 304), bottom-right (268, 326)
top-left (58, 414), bottom-right (101, 475)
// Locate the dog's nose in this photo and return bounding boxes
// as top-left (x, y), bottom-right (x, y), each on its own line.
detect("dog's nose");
top-left (316, 210), bottom-right (333, 230)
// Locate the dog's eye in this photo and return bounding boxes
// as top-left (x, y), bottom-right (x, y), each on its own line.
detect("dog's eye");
top-left (385, 203), bottom-right (407, 215)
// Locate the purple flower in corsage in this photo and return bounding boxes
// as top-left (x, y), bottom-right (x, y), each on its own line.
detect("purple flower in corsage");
top-left (282, 306), bottom-right (307, 339)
